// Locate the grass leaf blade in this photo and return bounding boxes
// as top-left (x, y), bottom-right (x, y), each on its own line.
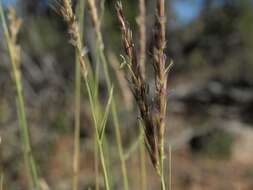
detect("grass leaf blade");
top-left (99, 86), bottom-right (114, 141)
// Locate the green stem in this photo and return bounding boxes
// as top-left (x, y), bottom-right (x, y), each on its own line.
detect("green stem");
top-left (159, 141), bottom-right (166, 190)
top-left (72, 0), bottom-right (85, 189)
top-left (95, 138), bottom-right (100, 190)
top-left (169, 145), bottom-right (172, 190)
top-left (99, 51), bottom-right (129, 190)
top-left (86, 1), bottom-right (128, 187)
top-left (98, 141), bottom-right (110, 190)
top-left (140, 136), bottom-right (146, 190)
top-left (0, 4), bottom-right (39, 189)
top-left (160, 174), bottom-right (166, 190)
top-left (84, 77), bottom-right (110, 190)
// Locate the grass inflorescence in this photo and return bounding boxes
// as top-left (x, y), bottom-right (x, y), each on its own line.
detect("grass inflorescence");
top-left (116, 1), bottom-right (170, 189)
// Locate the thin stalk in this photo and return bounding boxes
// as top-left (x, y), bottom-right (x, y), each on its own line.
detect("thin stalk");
top-left (86, 1), bottom-right (129, 189)
top-left (95, 138), bottom-right (100, 190)
top-left (55, 1), bottom-right (111, 189)
top-left (138, 0), bottom-right (146, 77)
top-left (159, 145), bottom-right (166, 190)
top-left (169, 145), bottom-right (172, 190)
top-left (0, 4), bottom-right (39, 189)
top-left (97, 141), bottom-right (110, 190)
top-left (140, 133), bottom-right (146, 190)
top-left (137, 1), bottom-right (147, 188)
top-left (72, 0), bottom-right (85, 189)
top-left (160, 173), bottom-right (166, 190)
top-left (16, 97), bottom-right (33, 190)
top-left (83, 77), bottom-right (110, 190)
top-left (99, 51), bottom-right (129, 190)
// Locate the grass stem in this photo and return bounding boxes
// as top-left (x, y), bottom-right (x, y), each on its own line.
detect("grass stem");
top-left (86, 1), bottom-right (129, 188)
top-left (0, 3), bottom-right (39, 189)
top-left (72, 0), bottom-right (85, 189)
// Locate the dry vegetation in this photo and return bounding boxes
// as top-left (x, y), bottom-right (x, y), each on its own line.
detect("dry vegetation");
top-left (1, 0), bottom-right (253, 190)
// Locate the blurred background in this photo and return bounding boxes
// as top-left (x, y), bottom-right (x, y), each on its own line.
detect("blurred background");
top-left (1, 0), bottom-right (253, 189)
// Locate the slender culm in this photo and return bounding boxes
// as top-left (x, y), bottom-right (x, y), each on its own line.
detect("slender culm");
top-left (154, 0), bottom-right (167, 152)
top-left (137, 0), bottom-right (146, 77)
top-left (137, 0), bottom-right (147, 189)
top-left (0, 4), bottom-right (40, 189)
top-left (54, 1), bottom-right (111, 189)
top-left (72, 0), bottom-right (85, 190)
top-left (86, 1), bottom-right (129, 189)
top-left (86, 0), bottom-right (103, 48)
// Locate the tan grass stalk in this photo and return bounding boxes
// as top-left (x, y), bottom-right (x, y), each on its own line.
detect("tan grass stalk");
top-left (139, 134), bottom-right (146, 190)
top-left (137, 0), bottom-right (146, 77)
top-left (137, 1), bottom-right (147, 189)
top-left (169, 145), bottom-right (172, 190)
top-left (86, 0), bottom-right (103, 48)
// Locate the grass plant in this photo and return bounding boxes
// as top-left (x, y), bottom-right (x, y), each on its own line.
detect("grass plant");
top-left (0, 0), bottom-right (173, 189)
top-left (116, 1), bottom-right (170, 189)
top-left (86, 1), bottom-right (129, 189)
top-left (54, 0), bottom-right (115, 189)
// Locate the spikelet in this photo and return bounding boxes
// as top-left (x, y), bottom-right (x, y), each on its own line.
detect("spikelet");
top-left (116, 2), bottom-right (159, 171)
top-left (53, 0), bottom-right (88, 76)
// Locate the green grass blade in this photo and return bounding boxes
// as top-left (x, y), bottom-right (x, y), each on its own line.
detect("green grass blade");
top-left (99, 86), bottom-right (114, 141)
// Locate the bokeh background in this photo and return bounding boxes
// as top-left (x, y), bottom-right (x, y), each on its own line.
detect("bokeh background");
top-left (1, 0), bottom-right (253, 189)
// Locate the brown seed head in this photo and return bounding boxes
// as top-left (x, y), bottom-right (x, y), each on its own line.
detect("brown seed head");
top-left (116, 1), bottom-right (160, 171)
top-left (54, 0), bottom-right (88, 76)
